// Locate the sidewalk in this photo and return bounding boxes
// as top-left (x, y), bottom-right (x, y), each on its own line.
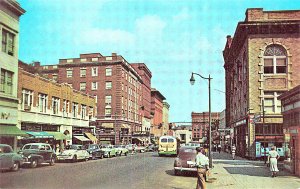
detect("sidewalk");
top-left (206, 151), bottom-right (300, 189)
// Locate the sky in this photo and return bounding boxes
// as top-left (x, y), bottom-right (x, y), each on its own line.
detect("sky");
top-left (18, 0), bottom-right (299, 122)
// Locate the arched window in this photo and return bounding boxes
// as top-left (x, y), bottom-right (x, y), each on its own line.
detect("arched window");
top-left (263, 44), bottom-right (287, 74)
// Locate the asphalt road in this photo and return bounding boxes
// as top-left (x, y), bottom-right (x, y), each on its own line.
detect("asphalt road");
top-left (0, 152), bottom-right (197, 189)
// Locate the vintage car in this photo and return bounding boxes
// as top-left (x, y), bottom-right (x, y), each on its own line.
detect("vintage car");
top-left (57, 144), bottom-right (89, 162)
top-left (125, 144), bottom-right (137, 153)
top-left (114, 145), bottom-right (129, 156)
top-left (83, 144), bottom-right (104, 159)
top-left (0, 144), bottom-right (24, 171)
top-left (99, 145), bottom-right (117, 158)
top-left (19, 143), bottom-right (56, 168)
top-left (173, 146), bottom-right (197, 176)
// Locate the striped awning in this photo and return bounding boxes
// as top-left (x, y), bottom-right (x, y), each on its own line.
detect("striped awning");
top-left (74, 135), bottom-right (91, 142)
top-left (121, 124), bottom-right (130, 129)
top-left (26, 131), bottom-right (54, 138)
top-left (84, 132), bottom-right (98, 142)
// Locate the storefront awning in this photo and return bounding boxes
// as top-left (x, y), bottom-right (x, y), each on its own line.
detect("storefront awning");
top-left (84, 132), bottom-right (98, 142)
top-left (26, 131), bottom-right (54, 138)
top-left (121, 124), bottom-right (130, 129)
top-left (0, 126), bottom-right (28, 137)
top-left (74, 135), bottom-right (91, 142)
top-left (101, 123), bottom-right (114, 129)
top-left (46, 131), bottom-right (69, 140)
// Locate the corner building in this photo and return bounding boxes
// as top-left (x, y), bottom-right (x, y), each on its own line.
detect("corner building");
top-left (223, 8), bottom-right (300, 158)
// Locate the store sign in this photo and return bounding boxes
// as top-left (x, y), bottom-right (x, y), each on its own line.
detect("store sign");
top-left (289, 129), bottom-right (298, 134)
top-left (235, 119), bottom-right (246, 126)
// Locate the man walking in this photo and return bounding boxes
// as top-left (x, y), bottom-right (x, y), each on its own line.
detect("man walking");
top-left (195, 147), bottom-right (209, 189)
top-left (232, 145), bottom-right (236, 160)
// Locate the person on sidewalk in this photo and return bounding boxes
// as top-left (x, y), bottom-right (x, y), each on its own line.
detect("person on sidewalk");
top-left (268, 146), bottom-right (280, 177)
top-left (217, 144), bottom-right (221, 153)
top-left (195, 147), bottom-right (209, 189)
top-left (231, 145), bottom-right (236, 160)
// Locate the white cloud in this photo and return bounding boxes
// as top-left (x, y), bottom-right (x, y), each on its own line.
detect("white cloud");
top-left (135, 15), bottom-right (166, 36)
top-left (173, 7), bottom-right (190, 22)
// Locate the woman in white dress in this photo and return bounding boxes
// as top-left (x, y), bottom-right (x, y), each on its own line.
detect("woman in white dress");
top-left (268, 146), bottom-right (280, 177)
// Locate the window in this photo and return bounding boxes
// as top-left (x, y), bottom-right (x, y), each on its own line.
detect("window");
top-left (80, 68), bottom-right (86, 77)
top-left (91, 67), bottom-right (98, 76)
top-left (66, 70), bottom-right (73, 78)
top-left (105, 105), bottom-right (111, 116)
top-left (52, 74), bottom-right (58, 81)
top-left (106, 68), bottom-right (112, 76)
top-left (106, 81), bottom-right (112, 89)
top-left (88, 107), bottom-right (94, 119)
top-left (0, 69), bottom-right (13, 95)
top-left (263, 45), bottom-right (287, 74)
top-left (80, 82), bottom-right (86, 90)
top-left (72, 102), bottom-right (78, 118)
top-left (52, 97), bottom-right (60, 114)
top-left (63, 100), bottom-right (69, 117)
top-left (38, 93), bottom-right (48, 113)
top-left (105, 95), bottom-right (112, 104)
top-left (2, 29), bottom-right (14, 56)
top-left (22, 89), bottom-right (33, 110)
top-left (91, 82), bottom-right (98, 90)
top-left (81, 105), bottom-right (87, 119)
top-left (263, 91), bottom-right (283, 113)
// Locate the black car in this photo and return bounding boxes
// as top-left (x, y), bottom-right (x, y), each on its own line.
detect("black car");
top-left (19, 143), bottom-right (56, 168)
top-left (83, 144), bottom-right (104, 160)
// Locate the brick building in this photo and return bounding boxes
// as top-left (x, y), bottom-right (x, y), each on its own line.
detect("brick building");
top-left (18, 67), bottom-right (97, 149)
top-left (278, 85), bottom-right (300, 177)
top-left (223, 8), bottom-right (300, 158)
top-left (150, 88), bottom-right (166, 140)
top-left (131, 63), bottom-right (152, 143)
top-left (52, 53), bottom-right (143, 145)
top-left (191, 112), bottom-right (220, 143)
top-left (0, 0), bottom-right (26, 150)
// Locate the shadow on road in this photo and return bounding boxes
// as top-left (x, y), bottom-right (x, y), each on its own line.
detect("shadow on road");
top-left (165, 169), bottom-right (197, 177)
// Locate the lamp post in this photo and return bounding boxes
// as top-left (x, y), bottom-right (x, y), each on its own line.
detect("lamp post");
top-left (190, 72), bottom-right (213, 168)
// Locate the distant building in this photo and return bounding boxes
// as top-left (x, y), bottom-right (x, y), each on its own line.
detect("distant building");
top-left (150, 88), bottom-right (166, 140)
top-left (162, 101), bottom-right (170, 136)
top-left (0, 0), bottom-right (26, 150)
top-left (172, 125), bottom-right (192, 144)
top-left (278, 85), bottom-right (300, 177)
top-left (223, 8), bottom-right (300, 158)
top-left (191, 112), bottom-right (220, 143)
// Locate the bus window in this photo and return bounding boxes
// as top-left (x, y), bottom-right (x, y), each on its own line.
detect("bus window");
top-left (161, 138), bottom-right (168, 143)
top-left (168, 138), bottom-right (174, 142)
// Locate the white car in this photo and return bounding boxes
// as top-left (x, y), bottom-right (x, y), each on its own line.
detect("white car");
top-left (57, 145), bottom-right (89, 162)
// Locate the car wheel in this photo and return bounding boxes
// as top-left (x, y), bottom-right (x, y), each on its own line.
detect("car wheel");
top-left (100, 154), bottom-right (104, 159)
top-left (11, 161), bottom-right (20, 171)
top-left (49, 157), bottom-right (55, 166)
top-left (92, 154), bottom-right (96, 160)
top-left (30, 159), bottom-right (38, 168)
top-left (72, 155), bottom-right (77, 163)
top-left (174, 169), bottom-right (180, 176)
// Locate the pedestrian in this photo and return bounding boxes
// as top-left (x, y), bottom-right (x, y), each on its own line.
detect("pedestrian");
top-left (195, 147), bottom-right (209, 189)
top-left (217, 144), bottom-right (221, 153)
top-left (268, 146), bottom-right (280, 177)
top-left (231, 145), bottom-right (236, 160)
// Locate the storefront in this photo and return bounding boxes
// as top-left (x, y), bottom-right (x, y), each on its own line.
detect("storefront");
top-left (0, 126), bottom-right (28, 151)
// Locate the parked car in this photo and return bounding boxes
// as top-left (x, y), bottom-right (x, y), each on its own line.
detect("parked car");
top-left (173, 146), bottom-right (197, 176)
top-left (125, 144), bottom-right (137, 153)
top-left (83, 144), bottom-right (104, 160)
top-left (0, 144), bottom-right (24, 171)
top-left (114, 145), bottom-right (129, 156)
top-left (146, 144), bottom-right (158, 152)
top-left (136, 145), bottom-right (146, 153)
top-left (19, 143), bottom-right (56, 168)
top-left (99, 145), bottom-right (117, 158)
top-left (57, 145), bottom-right (89, 162)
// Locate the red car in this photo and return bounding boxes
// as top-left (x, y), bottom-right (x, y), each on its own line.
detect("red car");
top-left (174, 146), bottom-right (197, 176)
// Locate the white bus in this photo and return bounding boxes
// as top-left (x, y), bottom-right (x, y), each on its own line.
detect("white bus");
top-left (158, 136), bottom-right (179, 156)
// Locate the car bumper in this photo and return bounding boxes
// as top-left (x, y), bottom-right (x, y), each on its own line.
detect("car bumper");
top-left (158, 151), bottom-right (177, 155)
top-left (57, 155), bottom-right (73, 160)
top-left (174, 166), bottom-right (197, 172)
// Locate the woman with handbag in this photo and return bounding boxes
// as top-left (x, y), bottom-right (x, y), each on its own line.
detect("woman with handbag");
top-left (268, 146), bottom-right (280, 177)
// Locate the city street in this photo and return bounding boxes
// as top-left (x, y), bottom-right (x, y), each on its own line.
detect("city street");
top-left (1, 151), bottom-right (299, 189)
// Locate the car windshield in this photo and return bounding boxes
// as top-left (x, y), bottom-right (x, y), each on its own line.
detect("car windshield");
top-left (66, 145), bottom-right (79, 150)
top-left (23, 144), bottom-right (39, 150)
top-left (178, 148), bottom-right (196, 159)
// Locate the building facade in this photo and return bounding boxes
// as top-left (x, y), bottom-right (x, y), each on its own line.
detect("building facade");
top-left (18, 67), bottom-right (97, 149)
top-left (162, 101), bottom-right (170, 136)
top-left (53, 53), bottom-right (143, 145)
top-left (172, 125), bottom-right (192, 144)
top-left (0, 0), bottom-right (26, 150)
top-left (278, 85), bottom-right (300, 177)
top-left (223, 8), bottom-right (300, 158)
top-left (150, 88), bottom-right (166, 140)
top-left (191, 112), bottom-right (220, 143)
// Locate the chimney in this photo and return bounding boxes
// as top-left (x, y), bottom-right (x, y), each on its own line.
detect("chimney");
top-left (112, 53), bottom-right (117, 57)
top-left (226, 35), bottom-right (232, 48)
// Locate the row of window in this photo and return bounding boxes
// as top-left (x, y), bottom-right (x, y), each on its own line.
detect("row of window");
top-left (66, 67), bottom-right (112, 78)
top-left (80, 81), bottom-right (112, 91)
top-left (255, 123), bottom-right (283, 135)
top-left (22, 89), bottom-right (93, 119)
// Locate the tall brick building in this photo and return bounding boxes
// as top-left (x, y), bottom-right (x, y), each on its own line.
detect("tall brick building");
top-left (191, 112), bottom-right (220, 143)
top-left (223, 8), bottom-right (300, 158)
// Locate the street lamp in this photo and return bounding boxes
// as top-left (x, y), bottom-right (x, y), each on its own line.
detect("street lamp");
top-left (190, 72), bottom-right (213, 168)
